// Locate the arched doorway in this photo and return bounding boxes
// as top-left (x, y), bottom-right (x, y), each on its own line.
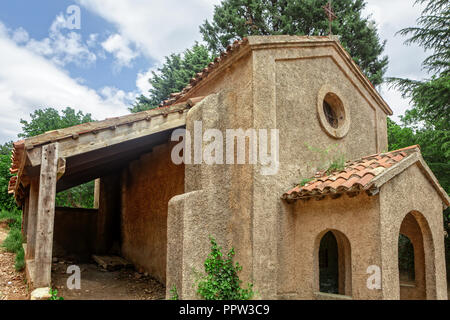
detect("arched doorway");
top-left (398, 211), bottom-right (435, 300)
top-left (316, 230), bottom-right (352, 296)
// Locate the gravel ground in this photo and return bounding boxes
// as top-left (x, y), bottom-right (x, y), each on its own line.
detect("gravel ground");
top-left (0, 223), bottom-right (29, 300)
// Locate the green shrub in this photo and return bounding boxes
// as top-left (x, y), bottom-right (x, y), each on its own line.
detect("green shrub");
top-left (197, 236), bottom-right (254, 300)
top-left (0, 209), bottom-right (25, 271)
top-left (2, 227), bottom-right (23, 253)
top-left (48, 288), bottom-right (64, 300)
top-left (15, 246), bottom-right (25, 271)
top-left (169, 285), bottom-right (179, 300)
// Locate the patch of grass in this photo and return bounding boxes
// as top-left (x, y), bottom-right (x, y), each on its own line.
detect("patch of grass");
top-left (169, 285), bottom-right (179, 300)
top-left (299, 178), bottom-right (314, 187)
top-left (0, 208), bottom-right (25, 271)
top-left (15, 246), bottom-right (25, 271)
top-left (2, 227), bottom-right (23, 253)
top-left (326, 154), bottom-right (346, 175)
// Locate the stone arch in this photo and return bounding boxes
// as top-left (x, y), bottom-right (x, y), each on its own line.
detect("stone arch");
top-left (314, 229), bottom-right (352, 296)
top-left (398, 211), bottom-right (436, 300)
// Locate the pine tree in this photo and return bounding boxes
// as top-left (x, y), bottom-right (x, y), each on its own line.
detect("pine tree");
top-left (389, 0), bottom-right (449, 124)
top-left (200, 0), bottom-right (388, 86)
top-left (130, 43), bottom-right (213, 112)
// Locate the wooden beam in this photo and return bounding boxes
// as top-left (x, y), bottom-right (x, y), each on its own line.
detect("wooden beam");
top-left (26, 111), bottom-right (186, 167)
top-left (93, 179), bottom-right (100, 209)
top-left (34, 143), bottom-right (59, 287)
top-left (26, 178), bottom-right (39, 260)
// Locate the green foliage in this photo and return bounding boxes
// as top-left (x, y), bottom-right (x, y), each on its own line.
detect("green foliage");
top-left (56, 181), bottom-right (95, 209)
top-left (169, 285), bottom-right (179, 300)
top-left (48, 288), bottom-right (64, 300)
top-left (200, 0), bottom-right (388, 85)
top-left (0, 209), bottom-right (25, 271)
top-left (0, 143), bottom-right (17, 212)
top-left (386, 1), bottom-right (449, 278)
top-left (131, 43), bottom-right (213, 112)
top-left (388, 0), bottom-right (449, 124)
top-left (326, 154), bottom-right (346, 175)
top-left (197, 236), bottom-right (254, 300)
top-left (299, 178), bottom-right (314, 187)
top-left (15, 246), bottom-right (25, 271)
top-left (387, 116), bottom-right (450, 278)
top-left (19, 107), bottom-right (94, 138)
top-left (16, 107), bottom-right (96, 209)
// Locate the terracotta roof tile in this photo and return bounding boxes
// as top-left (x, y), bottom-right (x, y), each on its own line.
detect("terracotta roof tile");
top-left (282, 145), bottom-right (421, 201)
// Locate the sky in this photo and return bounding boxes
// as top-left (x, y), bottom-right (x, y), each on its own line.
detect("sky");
top-left (0, 0), bottom-right (429, 144)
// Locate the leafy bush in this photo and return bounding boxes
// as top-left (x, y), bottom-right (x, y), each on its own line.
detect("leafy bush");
top-left (0, 209), bottom-right (25, 271)
top-left (48, 288), bottom-right (64, 300)
top-left (15, 246), bottom-right (25, 271)
top-left (169, 285), bottom-right (179, 300)
top-left (197, 236), bottom-right (254, 300)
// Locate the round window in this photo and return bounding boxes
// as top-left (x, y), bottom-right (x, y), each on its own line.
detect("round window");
top-left (317, 86), bottom-right (350, 139)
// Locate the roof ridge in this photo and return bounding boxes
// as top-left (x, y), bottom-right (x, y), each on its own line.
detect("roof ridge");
top-left (159, 38), bottom-right (249, 107)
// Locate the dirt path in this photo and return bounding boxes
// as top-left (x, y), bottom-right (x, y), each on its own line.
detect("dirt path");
top-left (51, 259), bottom-right (166, 300)
top-left (0, 223), bottom-right (29, 300)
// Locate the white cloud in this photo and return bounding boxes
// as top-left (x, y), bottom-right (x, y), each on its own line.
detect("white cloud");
top-left (136, 67), bottom-right (156, 96)
top-left (101, 34), bottom-right (140, 69)
top-left (364, 0), bottom-right (428, 121)
top-left (76, 0), bottom-right (220, 62)
top-left (23, 14), bottom-right (97, 67)
top-left (0, 22), bottom-right (130, 143)
top-left (11, 27), bottom-right (29, 44)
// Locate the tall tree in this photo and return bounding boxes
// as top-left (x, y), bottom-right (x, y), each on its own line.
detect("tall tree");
top-left (18, 107), bottom-right (96, 208)
top-left (387, 0), bottom-right (450, 278)
top-left (19, 107), bottom-right (93, 138)
top-left (0, 142), bottom-right (16, 211)
top-left (200, 0), bottom-right (388, 85)
top-left (131, 43), bottom-right (213, 112)
top-left (389, 0), bottom-right (449, 124)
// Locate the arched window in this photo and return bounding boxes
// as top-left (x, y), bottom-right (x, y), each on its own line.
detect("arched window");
top-left (398, 234), bottom-right (415, 283)
top-left (317, 230), bottom-right (352, 296)
top-left (319, 231), bottom-right (339, 293)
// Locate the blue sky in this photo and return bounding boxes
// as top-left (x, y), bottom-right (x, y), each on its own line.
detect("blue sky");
top-left (0, 0), bottom-right (428, 143)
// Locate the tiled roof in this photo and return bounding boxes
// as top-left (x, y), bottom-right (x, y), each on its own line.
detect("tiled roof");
top-left (282, 145), bottom-right (421, 201)
top-left (159, 38), bottom-right (249, 107)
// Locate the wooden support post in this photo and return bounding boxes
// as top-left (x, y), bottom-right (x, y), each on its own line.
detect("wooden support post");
top-left (34, 143), bottom-right (59, 288)
top-left (26, 178), bottom-right (39, 260)
top-left (22, 194), bottom-right (29, 239)
top-left (93, 178), bottom-right (100, 209)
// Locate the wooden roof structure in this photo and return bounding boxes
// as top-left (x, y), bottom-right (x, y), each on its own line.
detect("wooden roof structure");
top-left (8, 98), bottom-right (204, 205)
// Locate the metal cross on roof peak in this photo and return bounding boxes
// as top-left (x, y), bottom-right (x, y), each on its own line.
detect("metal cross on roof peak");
top-left (322, 0), bottom-right (337, 36)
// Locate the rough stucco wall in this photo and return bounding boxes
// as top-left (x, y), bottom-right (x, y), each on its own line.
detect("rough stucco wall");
top-left (167, 37), bottom-right (392, 299)
top-left (166, 53), bottom-right (255, 299)
top-left (285, 193), bottom-right (382, 300)
top-left (53, 207), bottom-right (97, 260)
top-left (121, 142), bottom-right (184, 284)
top-left (250, 41), bottom-right (389, 298)
top-left (379, 164), bottom-right (448, 300)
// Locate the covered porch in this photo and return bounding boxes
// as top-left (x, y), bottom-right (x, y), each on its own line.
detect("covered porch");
top-left (8, 101), bottom-right (197, 289)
